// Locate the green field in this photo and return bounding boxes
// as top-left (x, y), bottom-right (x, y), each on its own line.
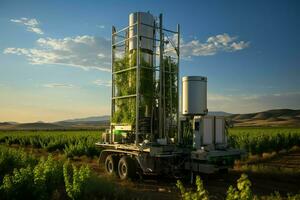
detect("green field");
top-left (0, 130), bottom-right (102, 158)
top-left (0, 128), bottom-right (300, 199)
top-left (0, 127), bottom-right (299, 157)
top-left (228, 127), bottom-right (300, 154)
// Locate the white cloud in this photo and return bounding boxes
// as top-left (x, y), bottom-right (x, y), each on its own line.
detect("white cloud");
top-left (93, 79), bottom-right (111, 87)
top-left (28, 27), bottom-right (43, 35)
top-left (11, 17), bottom-right (39, 26)
top-left (3, 35), bottom-right (111, 72)
top-left (10, 17), bottom-right (44, 35)
top-left (230, 41), bottom-right (249, 50)
top-left (183, 33), bottom-right (249, 57)
top-left (96, 25), bottom-right (105, 29)
top-left (43, 83), bottom-right (74, 89)
top-left (3, 32), bottom-right (248, 71)
top-left (167, 33), bottom-right (249, 58)
top-left (207, 34), bottom-right (235, 45)
top-left (97, 53), bottom-right (105, 58)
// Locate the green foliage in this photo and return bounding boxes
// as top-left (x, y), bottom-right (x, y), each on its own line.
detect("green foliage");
top-left (176, 176), bottom-right (209, 200)
top-left (226, 174), bottom-right (253, 200)
top-left (112, 49), bottom-right (156, 124)
top-left (112, 49), bottom-right (179, 126)
top-left (0, 146), bottom-right (37, 179)
top-left (112, 50), bottom-right (137, 124)
top-left (64, 138), bottom-right (100, 158)
top-left (163, 57), bottom-right (178, 115)
top-left (63, 161), bottom-right (136, 200)
top-left (33, 155), bottom-right (63, 199)
top-left (63, 161), bottom-right (91, 200)
top-left (163, 57), bottom-right (178, 139)
top-left (0, 166), bottom-right (35, 199)
top-left (0, 155), bottom-right (64, 200)
top-left (112, 98), bottom-right (136, 124)
top-left (0, 146), bottom-right (143, 200)
top-left (182, 119), bottom-right (193, 146)
top-left (0, 131), bottom-right (102, 158)
top-left (228, 127), bottom-right (300, 155)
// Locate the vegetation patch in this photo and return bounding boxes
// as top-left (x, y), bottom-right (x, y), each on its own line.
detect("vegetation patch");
top-left (0, 147), bottom-right (140, 200)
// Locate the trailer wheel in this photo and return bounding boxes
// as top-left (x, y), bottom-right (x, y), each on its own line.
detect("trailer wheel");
top-left (118, 156), bottom-right (136, 180)
top-left (105, 155), bottom-right (117, 175)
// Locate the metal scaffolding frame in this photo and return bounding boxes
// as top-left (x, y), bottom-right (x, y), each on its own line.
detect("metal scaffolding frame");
top-left (110, 13), bottom-right (180, 146)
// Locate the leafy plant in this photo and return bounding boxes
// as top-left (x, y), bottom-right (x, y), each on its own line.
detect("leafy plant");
top-left (0, 146), bottom-right (37, 179)
top-left (63, 161), bottom-right (91, 200)
top-left (33, 155), bottom-right (63, 199)
top-left (0, 155), bottom-right (64, 200)
top-left (226, 174), bottom-right (253, 200)
top-left (0, 147), bottom-right (144, 200)
top-left (176, 176), bottom-right (209, 200)
top-left (0, 166), bottom-right (35, 199)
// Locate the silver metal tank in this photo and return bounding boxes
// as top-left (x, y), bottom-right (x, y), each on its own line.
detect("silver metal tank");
top-left (128, 12), bottom-right (155, 119)
top-left (182, 76), bottom-right (207, 116)
top-left (129, 12), bottom-right (155, 52)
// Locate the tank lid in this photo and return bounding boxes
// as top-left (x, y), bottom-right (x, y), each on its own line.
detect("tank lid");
top-left (129, 11), bottom-right (154, 18)
top-left (182, 76), bottom-right (207, 82)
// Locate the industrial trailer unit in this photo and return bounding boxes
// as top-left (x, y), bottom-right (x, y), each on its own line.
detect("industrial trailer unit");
top-left (96, 12), bottom-right (241, 180)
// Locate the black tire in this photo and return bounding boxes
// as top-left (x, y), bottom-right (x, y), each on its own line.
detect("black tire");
top-left (105, 155), bottom-right (117, 175)
top-left (118, 156), bottom-right (136, 180)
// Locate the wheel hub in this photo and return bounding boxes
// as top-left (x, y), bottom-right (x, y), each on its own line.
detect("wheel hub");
top-left (121, 163), bottom-right (127, 176)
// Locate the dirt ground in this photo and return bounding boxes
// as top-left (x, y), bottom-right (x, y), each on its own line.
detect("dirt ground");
top-left (7, 145), bottom-right (300, 200)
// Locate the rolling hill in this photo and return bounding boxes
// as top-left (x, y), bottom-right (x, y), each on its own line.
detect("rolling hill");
top-left (13, 122), bottom-right (65, 130)
top-left (228, 109), bottom-right (300, 127)
top-left (57, 115), bottom-right (110, 123)
top-left (0, 109), bottom-right (299, 130)
top-left (0, 121), bottom-right (109, 130)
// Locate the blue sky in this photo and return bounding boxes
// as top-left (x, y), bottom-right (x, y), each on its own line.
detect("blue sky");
top-left (0, 0), bottom-right (299, 122)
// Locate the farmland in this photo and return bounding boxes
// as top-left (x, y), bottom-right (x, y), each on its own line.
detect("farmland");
top-left (0, 131), bottom-right (101, 158)
top-left (228, 127), bottom-right (300, 154)
top-left (1, 127), bottom-right (299, 157)
top-left (0, 128), bottom-right (299, 199)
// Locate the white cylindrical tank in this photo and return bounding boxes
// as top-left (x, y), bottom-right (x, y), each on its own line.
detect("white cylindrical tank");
top-left (182, 76), bottom-right (207, 116)
top-left (129, 12), bottom-right (155, 52)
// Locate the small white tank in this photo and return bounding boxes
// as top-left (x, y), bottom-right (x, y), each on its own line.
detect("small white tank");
top-left (182, 76), bottom-right (207, 116)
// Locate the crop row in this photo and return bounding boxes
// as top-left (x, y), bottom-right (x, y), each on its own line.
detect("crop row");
top-left (0, 146), bottom-right (133, 200)
top-left (228, 127), bottom-right (300, 154)
top-left (0, 128), bottom-right (300, 157)
top-left (0, 131), bottom-right (101, 158)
